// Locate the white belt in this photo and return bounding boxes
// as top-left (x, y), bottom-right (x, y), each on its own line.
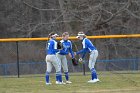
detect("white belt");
top-left (90, 50), bottom-right (97, 54)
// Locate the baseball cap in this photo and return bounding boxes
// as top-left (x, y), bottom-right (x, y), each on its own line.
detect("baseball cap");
top-left (76, 32), bottom-right (85, 38)
top-left (48, 32), bottom-right (59, 38)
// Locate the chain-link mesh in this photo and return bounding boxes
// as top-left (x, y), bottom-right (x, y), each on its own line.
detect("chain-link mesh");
top-left (0, 38), bottom-right (140, 77)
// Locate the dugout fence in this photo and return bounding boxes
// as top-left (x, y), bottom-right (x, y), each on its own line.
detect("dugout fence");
top-left (0, 34), bottom-right (140, 77)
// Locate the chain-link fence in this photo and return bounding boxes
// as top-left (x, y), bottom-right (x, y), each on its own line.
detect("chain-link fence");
top-left (0, 58), bottom-right (139, 76)
top-left (0, 38), bottom-right (140, 77)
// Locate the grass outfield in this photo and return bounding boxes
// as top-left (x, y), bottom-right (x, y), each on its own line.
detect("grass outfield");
top-left (0, 71), bottom-right (140, 93)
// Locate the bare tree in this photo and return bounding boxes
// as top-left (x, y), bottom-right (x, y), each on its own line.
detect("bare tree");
top-left (0, 0), bottom-right (140, 63)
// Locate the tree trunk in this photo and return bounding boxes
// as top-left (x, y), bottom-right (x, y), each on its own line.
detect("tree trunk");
top-left (58, 0), bottom-right (72, 33)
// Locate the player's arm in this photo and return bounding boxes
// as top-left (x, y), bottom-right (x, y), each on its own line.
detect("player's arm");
top-left (76, 39), bottom-right (88, 59)
top-left (76, 48), bottom-right (87, 59)
top-left (69, 41), bottom-right (74, 58)
top-left (58, 49), bottom-right (67, 54)
top-left (52, 41), bottom-right (59, 52)
top-left (81, 51), bottom-right (86, 59)
top-left (76, 48), bottom-right (87, 55)
top-left (69, 48), bottom-right (74, 58)
top-left (76, 38), bottom-right (88, 55)
top-left (85, 38), bottom-right (94, 48)
top-left (80, 39), bottom-right (93, 59)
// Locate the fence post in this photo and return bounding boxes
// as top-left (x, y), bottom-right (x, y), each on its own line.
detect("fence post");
top-left (134, 58), bottom-right (138, 70)
top-left (83, 60), bottom-right (86, 76)
top-left (4, 64), bottom-right (7, 75)
top-left (16, 41), bottom-right (20, 78)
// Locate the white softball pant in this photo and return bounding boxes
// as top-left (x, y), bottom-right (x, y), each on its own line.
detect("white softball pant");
top-left (56, 54), bottom-right (68, 72)
top-left (88, 50), bottom-right (98, 70)
top-left (46, 55), bottom-right (61, 73)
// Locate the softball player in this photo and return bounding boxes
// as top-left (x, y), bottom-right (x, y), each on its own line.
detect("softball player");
top-left (56, 32), bottom-right (74, 84)
top-left (75, 32), bottom-right (100, 83)
top-left (45, 32), bottom-right (65, 85)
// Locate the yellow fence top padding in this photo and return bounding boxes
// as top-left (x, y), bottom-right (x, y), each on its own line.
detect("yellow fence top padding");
top-left (0, 34), bottom-right (140, 42)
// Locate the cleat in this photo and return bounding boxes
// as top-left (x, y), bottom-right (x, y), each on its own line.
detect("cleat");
top-left (62, 81), bottom-right (66, 84)
top-left (95, 78), bottom-right (100, 82)
top-left (56, 81), bottom-right (59, 84)
top-left (56, 81), bottom-right (66, 85)
top-left (46, 82), bottom-right (52, 85)
top-left (88, 80), bottom-right (94, 83)
top-left (88, 79), bottom-right (100, 83)
top-left (66, 81), bottom-right (72, 84)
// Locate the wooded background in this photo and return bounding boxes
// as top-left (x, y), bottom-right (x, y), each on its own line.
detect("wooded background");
top-left (0, 0), bottom-right (140, 64)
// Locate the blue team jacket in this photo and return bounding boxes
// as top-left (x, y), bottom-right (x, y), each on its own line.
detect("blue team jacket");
top-left (46, 38), bottom-right (59, 55)
top-left (58, 40), bottom-right (74, 58)
top-left (76, 38), bottom-right (97, 58)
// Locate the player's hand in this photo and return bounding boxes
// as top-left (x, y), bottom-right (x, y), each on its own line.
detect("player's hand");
top-left (68, 53), bottom-right (72, 58)
top-left (74, 52), bottom-right (77, 56)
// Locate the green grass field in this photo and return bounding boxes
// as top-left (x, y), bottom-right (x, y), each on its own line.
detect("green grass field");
top-left (0, 71), bottom-right (140, 93)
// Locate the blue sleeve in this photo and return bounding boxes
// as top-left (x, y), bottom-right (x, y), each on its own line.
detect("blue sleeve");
top-left (76, 48), bottom-right (88, 59)
top-left (69, 41), bottom-right (74, 58)
top-left (81, 52), bottom-right (86, 59)
top-left (76, 48), bottom-right (87, 55)
top-left (51, 40), bottom-right (59, 53)
top-left (85, 39), bottom-right (95, 49)
top-left (53, 49), bottom-right (59, 52)
top-left (69, 48), bottom-right (74, 58)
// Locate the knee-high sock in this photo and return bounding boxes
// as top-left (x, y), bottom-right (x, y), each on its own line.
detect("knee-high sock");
top-left (45, 71), bottom-right (50, 83)
top-left (64, 72), bottom-right (69, 81)
top-left (56, 75), bottom-right (58, 81)
top-left (91, 68), bottom-right (97, 80)
top-left (56, 71), bottom-right (62, 82)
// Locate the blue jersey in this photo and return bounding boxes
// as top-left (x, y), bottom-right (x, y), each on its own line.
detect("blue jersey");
top-left (46, 39), bottom-right (59, 55)
top-left (58, 40), bottom-right (74, 58)
top-left (76, 38), bottom-right (97, 58)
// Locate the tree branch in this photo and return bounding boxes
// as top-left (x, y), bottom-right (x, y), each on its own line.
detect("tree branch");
top-left (97, 0), bottom-right (131, 26)
top-left (23, 1), bottom-right (60, 11)
top-left (126, 9), bottom-right (140, 19)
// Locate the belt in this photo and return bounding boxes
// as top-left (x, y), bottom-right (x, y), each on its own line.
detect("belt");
top-left (90, 49), bottom-right (97, 53)
top-left (47, 54), bottom-right (56, 55)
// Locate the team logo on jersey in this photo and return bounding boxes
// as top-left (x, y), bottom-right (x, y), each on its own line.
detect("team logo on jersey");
top-left (63, 44), bottom-right (70, 48)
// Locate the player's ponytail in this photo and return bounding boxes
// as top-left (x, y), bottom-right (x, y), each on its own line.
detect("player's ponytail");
top-left (48, 32), bottom-right (55, 38)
